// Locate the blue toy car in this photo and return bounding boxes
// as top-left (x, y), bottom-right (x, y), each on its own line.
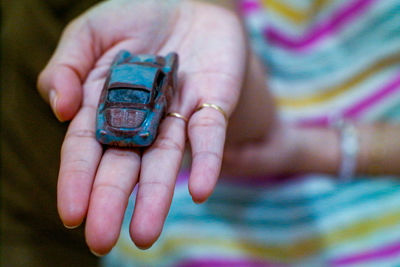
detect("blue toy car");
top-left (96, 50), bottom-right (178, 147)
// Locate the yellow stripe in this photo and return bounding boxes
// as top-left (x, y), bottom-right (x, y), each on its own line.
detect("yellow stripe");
top-left (116, 209), bottom-right (400, 263)
top-left (261, 0), bottom-right (331, 24)
top-left (277, 54), bottom-right (400, 108)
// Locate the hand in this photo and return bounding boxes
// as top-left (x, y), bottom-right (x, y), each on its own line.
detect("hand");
top-left (223, 123), bottom-right (302, 176)
top-left (37, 0), bottom-right (247, 254)
top-left (223, 123), bottom-right (340, 177)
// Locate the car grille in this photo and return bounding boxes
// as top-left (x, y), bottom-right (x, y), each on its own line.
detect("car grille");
top-left (106, 108), bottom-right (146, 128)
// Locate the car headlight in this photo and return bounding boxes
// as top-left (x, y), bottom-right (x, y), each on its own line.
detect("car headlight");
top-left (139, 132), bottom-right (150, 138)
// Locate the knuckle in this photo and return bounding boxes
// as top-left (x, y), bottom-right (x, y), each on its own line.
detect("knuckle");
top-left (64, 16), bottom-right (87, 36)
top-left (67, 158), bottom-right (91, 170)
top-left (66, 128), bottom-right (95, 139)
top-left (136, 181), bottom-right (172, 202)
top-left (192, 150), bottom-right (222, 162)
top-left (140, 181), bottom-right (171, 191)
top-left (80, 104), bottom-right (98, 114)
top-left (106, 148), bottom-right (136, 158)
top-left (61, 164), bottom-right (92, 180)
top-left (37, 70), bottom-right (47, 92)
top-left (153, 135), bottom-right (184, 153)
top-left (189, 115), bottom-right (225, 132)
top-left (93, 183), bottom-right (130, 197)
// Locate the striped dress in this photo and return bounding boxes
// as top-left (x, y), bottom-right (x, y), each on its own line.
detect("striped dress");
top-left (103, 0), bottom-right (400, 266)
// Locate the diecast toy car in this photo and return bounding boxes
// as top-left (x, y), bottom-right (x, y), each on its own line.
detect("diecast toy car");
top-left (96, 50), bottom-right (179, 147)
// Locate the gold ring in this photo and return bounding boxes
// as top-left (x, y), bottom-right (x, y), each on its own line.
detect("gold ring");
top-left (166, 112), bottom-right (188, 122)
top-left (196, 103), bottom-right (228, 121)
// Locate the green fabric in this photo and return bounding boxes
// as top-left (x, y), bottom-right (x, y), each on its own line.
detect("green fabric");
top-left (1, 0), bottom-right (99, 266)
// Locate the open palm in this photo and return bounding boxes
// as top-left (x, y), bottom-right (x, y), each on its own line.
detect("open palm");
top-left (38, 0), bottom-right (246, 255)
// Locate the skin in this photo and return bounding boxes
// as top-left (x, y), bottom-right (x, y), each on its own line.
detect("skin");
top-left (223, 125), bottom-right (340, 176)
top-left (37, 0), bottom-right (400, 257)
top-left (37, 0), bottom-right (261, 255)
top-left (224, 122), bottom-right (400, 178)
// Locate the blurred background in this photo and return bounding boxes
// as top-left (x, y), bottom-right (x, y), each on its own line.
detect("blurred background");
top-left (1, 1), bottom-right (99, 266)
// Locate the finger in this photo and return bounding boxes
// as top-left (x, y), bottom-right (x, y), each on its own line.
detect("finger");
top-left (188, 100), bottom-right (229, 203)
top-left (85, 148), bottom-right (140, 255)
top-left (223, 144), bottom-right (266, 175)
top-left (130, 115), bottom-right (186, 249)
top-left (57, 104), bottom-right (102, 228)
top-left (37, 17), bottom-right (98, 121)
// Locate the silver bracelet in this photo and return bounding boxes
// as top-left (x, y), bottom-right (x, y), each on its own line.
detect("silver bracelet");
top-left (334, 120), bottom-right (359, 182)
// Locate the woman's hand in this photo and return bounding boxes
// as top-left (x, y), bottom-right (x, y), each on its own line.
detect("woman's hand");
top-left (223, 123), bottom-right (341, 177)
top-left (37, 0), bottom-right (247, 255)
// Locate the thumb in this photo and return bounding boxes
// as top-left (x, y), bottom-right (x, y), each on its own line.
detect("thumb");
top-left (37, 17), bottom-right (97, 121)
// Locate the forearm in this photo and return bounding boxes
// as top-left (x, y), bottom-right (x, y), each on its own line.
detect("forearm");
top-left (357, 124), bottom-right (400, 175)
top-left (226, 51), bottom-right (277, 145)
top-left (294, 123), bottom-right (400, 176)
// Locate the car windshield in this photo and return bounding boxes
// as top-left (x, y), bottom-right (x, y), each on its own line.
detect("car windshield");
top-left (108, 88), bottom-right (150, 104)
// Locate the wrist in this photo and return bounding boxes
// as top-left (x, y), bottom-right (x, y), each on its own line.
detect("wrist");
top-left (292, 126), bottom-right (340, 174)
top-left (357, 123), bottom-right (395, 175)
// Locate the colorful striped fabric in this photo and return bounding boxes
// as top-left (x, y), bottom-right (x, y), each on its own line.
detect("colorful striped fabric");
top-left (103, 0), bottom-right (400, 266)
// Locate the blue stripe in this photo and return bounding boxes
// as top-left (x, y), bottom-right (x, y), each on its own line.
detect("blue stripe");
top-left (381, 101), bottom-right (400, 121)
top-left (253, 6), bottom-right (400, 80)
top-left (207, 178), bottom-right (398, 207)
top-left (162, 183), bottom-right (400, 228)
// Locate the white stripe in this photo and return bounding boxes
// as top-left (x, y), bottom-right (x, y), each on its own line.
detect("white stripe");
top-left (362, 88), bottom-right (400, 122)
top-left (328, 223), bottom-right (400, 260)
top-left (278, 70), bottom-right (400, 121)
top-left (161, 178), bottom-right (400, 244)
top-left (258, 0), bottom-right (347, 35)
top-left (269, 40), bottom-right (400, 98)
top-left (263, 0), bottom-right (398, 74)
top-left (172, 182), bottom-right (400, 226)
top-left (210, 176), bottom-right (398, 204)
top-left (165, 190), bottom-right (400, 244)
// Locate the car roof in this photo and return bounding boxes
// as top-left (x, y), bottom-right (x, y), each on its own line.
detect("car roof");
top-left (109, 64), bottom-right (159, 90)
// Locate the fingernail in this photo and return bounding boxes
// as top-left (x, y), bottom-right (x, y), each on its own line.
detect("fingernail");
top-left (90, 249), bottom-right (105, 257)
top-left (49, 90), bottom-right (64, 122)
top-left (63, 223), bottom-right (80, 229)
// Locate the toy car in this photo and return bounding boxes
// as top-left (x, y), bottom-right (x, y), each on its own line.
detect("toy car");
top-left (96, 50), bottom-right (178, 147)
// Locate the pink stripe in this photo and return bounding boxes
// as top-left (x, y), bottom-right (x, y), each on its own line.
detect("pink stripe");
top-left (177, 258), bottom-right (286, 267)
top-left (298, 72), bottom-right (400, 127)
top-left (239, 0), bottom-right (262, 15)
top-left (344, 73), bottom-right (400, 118)
top-left (263, 0), bottom-right (376, 51)
top-left (331, 241), bottom-right (400, 266)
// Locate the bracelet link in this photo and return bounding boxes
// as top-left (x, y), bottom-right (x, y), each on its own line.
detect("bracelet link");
top-left (333, 120), bottom-right (359, 183)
